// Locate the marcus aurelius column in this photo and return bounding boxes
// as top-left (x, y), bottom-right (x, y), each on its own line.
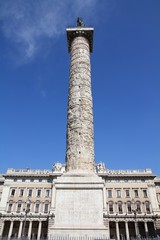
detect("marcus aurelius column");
top-left (66, 20), bottom-right (94, 171)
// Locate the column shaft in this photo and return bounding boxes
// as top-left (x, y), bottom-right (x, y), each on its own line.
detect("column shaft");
top-left (28, 221), bottom-right (32, 239)
top-left (144, 222), bottom-right (149, 237)
top-left (37, 221), bottom-right (42, 240)
top-left (8, 221), bottom-right (14, 239)
top-left (125, 222), bottom-right (130, 240)
top-left (134, 221), bottom-right (139, 237)
top-left (66, 34), bottom-right (94, 171)
top-left (116, 222), bottom-right (120, 240)
top-left (18, 221), bottom-right (23, 239)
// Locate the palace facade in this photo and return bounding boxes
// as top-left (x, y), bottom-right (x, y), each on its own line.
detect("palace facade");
top-left (0, 164), bottom-right (160, 239)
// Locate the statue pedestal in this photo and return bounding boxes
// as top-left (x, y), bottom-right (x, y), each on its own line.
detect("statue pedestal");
top-left (48, 171), bottom-right (109, 239)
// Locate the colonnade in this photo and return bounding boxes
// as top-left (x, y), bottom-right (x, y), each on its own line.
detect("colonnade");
top-left (109, 220), bottom-right (156, 239)
top-left (1, 220), bottom-right (48, 239)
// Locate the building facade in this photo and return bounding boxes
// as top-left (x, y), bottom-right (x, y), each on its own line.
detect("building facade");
top-left (0, 165), bottom-right (160, 239)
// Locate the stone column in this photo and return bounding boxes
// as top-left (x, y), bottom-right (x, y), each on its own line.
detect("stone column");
top-left (134, 221), bottom-right (139, 237)
top-left (18, 221), bottom-right (23, 239)
top-left (116, 221), bottom-right (120, 240)
top-left (0, 220), bottom-right (4, 237)
top-left (66, 27), bottom-right (94, 172)
top-left (125, 222), bottom-right (130, 240)
top-left (28, 221), bottom-right (32, 240)
top-left (144, 222), bottom-right (149, 238)
top-left (37, 221), bottom-right (42, 240)
top-left (8, 221), bottom-right (14, 239)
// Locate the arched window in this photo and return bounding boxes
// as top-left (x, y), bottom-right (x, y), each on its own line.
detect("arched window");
top-left (17, 200), bottom-right (22, 213)
top-left (127, 201), bottom-right (132, 213)
top-left (108, 201), bottom-right (114, 214)
top-left (136, 201), bottom-right (141, 213)
top-left (44, 200), bottom-right (49, 213)
top-left (7, 200), bottom-right (13, 212)
top-left (35, 200), bottom-right (40, 213)
top-left (145, 201), bottom-right (150, 213)
top-left (118, 201), bottom-right (123, 214)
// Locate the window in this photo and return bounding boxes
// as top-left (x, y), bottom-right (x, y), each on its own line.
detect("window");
top-left (37, 189), bottom-right (41, 197)
top-left (14, 179), bottom-right (17, 182)
top-left (44, 202), bottom-right (49, 213)
top-left (19, 189), bottom-right (24, 197)
top-left (45, 189), bottom-right (50, 198)
top-left (35, 201), bottom-right (40, 213)
top-left (8, 202), bottom-right (13, 212)
top-left (118, 202), bottom-right (123, 213)
top-left (22, 179), bottom-right (26, 182)
top-left (28, 189), bottom-right (32, 197)
top-left (127, 201), bottom-right (132, 213)
top-left (134, 189), bottom-right (139, 197)
top-left (47, 179), bottom-right (52, 183)
top-left (108, 202), bottom-right (113, 213)
top-left (30, 179), bottom-right (34, 182)
top-left (145, 201), bottom-right (150, 213)
top-left (17, 203), bottom-right (21, 213)
top-left (136, 201), bottom-right (141, 213)
top-left (143, 190), bottom-right (147, 198)
top-left (116, 190), bottom-right (121, 198)
top-left (108, 190), bottom-right (112, 198)
top-left (39, 179), bottom-right (42, 182)
top-left (126, 190), bottom-right (130, 197)
top-left (10, 189), bottom-right (15, 196)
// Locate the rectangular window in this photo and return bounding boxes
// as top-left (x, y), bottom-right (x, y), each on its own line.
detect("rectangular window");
top-left (19, 189), bottom-right (24, 197)
top-left (39, 179), bottom-right (42, 182)
top-left (28, 189), bottom-right (32, 197)
top-left (44, 204), bottom-right (49, 213)
top-left (10, 189), bottom-right (15, 196)
top-left (108, 190), bottom-right (112, 198)
top-left (116, 190), bottom-right (121, 198)
top-left (143, 190), bottom-right (147, 198)
top-left (45, 190), bottom-right (50, 198)
top-left (134, 190), bottom-right (139, 198)
top-left (126, 190), bottom-right (130, 197)
top-left (30, 179), bottom-right (34, 182)
top-left (22, 179), bottom-right (26, 182)
top-left (37, 189), bottom-right (41, 197)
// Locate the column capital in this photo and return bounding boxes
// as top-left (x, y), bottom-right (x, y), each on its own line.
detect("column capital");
top-left (66, 27), bottom-right (94, 53)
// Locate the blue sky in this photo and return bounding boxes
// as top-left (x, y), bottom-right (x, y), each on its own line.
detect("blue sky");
top-left (0, 0), bottom-right (160, 175)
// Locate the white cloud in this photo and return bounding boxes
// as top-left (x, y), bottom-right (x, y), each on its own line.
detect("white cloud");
top-left (0, 0), bottom-right (98, 63)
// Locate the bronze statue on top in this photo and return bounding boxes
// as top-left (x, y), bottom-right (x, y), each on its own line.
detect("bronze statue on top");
top-left (77, 17), bottom-right (85, 27)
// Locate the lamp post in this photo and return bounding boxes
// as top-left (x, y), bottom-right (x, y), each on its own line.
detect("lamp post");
top-left (22, 199), bottom-right (31, 238)
top-left (132, 200), bottom-right (139, 239)
top-left (152, 214), bottom-right (158, 237)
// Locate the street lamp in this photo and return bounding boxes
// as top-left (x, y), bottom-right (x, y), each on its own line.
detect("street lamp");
top-left (22, 199), bottom-right (31, 238)
top-left (132, 199), bottom-right (139, 239)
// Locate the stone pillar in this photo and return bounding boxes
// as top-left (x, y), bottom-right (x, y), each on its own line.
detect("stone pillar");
top-left (18, 221), bottom-right (23, 239)
top-left (125, 222), bottom-right (130, 240)
top-left (134, 221), bottom-right (139, 237)
top-left (116, 222), bottom-right (120, 240)
top-left (28, 221), bottom-right (32, 240)
top-left (144, 222), bottom-right (149, 238)
top-left (66, 27), bottom-right (94, 172)
top-left (0, 220), bottom-right (4, 237)
top-left (37, 221), bottom-right (42, 240)
top-left (8, 221), bottom-right (14, 239)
